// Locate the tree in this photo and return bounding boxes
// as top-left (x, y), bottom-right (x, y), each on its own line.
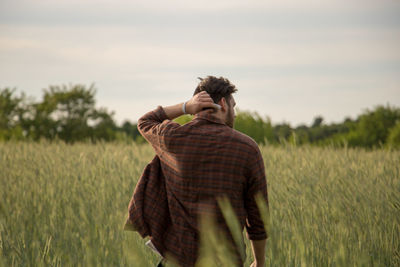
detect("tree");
top-left (0, 88), bottom-right (28, 140)
top-left (293, 124), bottom-right (310, 144)
top-left (119, 120), bottom-right (145, 143)
top-left (30, 84), bottom-right (117, 142)
top-left (2, 85), bottom-right (400, 148)
top-left (312, 116), bottom-right (323, 128)
top-left (273, 123), bottom-right (292, 144)
top-left (386, 122), bottom-right (400, 149)
top-left (234, 110), bottom-right (274, 145)
top-left (349, 105), bottom-right (400, 148)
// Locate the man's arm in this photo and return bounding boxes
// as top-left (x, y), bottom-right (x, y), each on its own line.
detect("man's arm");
top-left (137, 91), bottom-right (218, 150)
top-left (250, 239), bottom-right (267, 267)
top-left (162, 91), bottom-right (217, 119)
top-left (245, 146), bottom-right (269, 267)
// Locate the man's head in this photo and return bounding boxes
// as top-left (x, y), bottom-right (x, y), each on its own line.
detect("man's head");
top-left (193, 76), bottom-right (237, 128)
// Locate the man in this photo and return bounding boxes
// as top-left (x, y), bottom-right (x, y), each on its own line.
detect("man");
top-left (125, 76), bottom-right (268, 266)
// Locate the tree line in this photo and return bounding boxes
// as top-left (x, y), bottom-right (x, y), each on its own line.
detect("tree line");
top-left (1, 84), bottom-right (399, 148)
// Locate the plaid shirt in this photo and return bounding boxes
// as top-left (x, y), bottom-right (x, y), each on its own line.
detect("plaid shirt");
top-left (125, 106), bottom-right (268, 266)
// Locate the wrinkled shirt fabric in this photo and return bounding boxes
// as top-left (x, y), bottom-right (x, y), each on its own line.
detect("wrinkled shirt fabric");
top-left (125, 106), bottom-right (268, 267)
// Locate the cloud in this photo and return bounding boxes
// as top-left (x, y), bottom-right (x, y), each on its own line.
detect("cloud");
top-left (1, 0), bottom-right (399, 29)
top-left (0, 0), bottom-right (399, 126)
top-left (1, 24), bottom-right (399, 71)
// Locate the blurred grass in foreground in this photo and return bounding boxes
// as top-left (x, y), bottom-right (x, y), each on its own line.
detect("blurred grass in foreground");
top-left (0, 142), bottom-right (399, 266)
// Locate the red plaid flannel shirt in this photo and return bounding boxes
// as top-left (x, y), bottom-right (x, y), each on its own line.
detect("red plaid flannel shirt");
top-left (125, 106), bottom-right (268, 266)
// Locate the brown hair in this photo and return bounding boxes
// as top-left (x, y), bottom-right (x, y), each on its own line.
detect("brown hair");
top-left (193, 76), bottom-right (238, 106)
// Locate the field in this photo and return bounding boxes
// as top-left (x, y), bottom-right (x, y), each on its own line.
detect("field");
top-left (0, 142), bottom-right (399, 266)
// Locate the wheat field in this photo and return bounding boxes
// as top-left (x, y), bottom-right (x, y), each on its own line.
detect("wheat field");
top-left (0, 142), bottom-right (399, 266)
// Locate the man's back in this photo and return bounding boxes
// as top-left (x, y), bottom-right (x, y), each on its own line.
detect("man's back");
top-left (136, 106), bottom-right (268, 266)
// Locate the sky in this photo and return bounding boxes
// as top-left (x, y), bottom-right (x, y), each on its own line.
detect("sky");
top-left (1, 0), bottom-right (399, 126)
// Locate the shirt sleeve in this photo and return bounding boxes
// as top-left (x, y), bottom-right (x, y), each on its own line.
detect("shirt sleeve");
top-left (244, 145), bottom-right (269, 240)
top-left (137, 105), bottom-right (181, 154)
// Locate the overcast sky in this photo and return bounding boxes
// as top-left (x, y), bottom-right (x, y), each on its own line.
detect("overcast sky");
top-left (1, 0), bottom-right (399, 126)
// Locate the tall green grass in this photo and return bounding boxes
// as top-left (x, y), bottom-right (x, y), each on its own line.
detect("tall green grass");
top-left (0, 142), bottom-right (399, 266)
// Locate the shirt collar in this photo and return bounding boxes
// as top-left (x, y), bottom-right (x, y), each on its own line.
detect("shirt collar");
top-left (194, 110), bottom-right (226, 126)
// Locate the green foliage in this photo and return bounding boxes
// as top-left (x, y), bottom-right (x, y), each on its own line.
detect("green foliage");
top-left (273, 123), bottom-right (292, 144)
top-left (120, 121), bottom-right (140, 139)
top-left (173, 114), bottom-right (193, 125)
top-left (289, 105), bottom-right (400, 149)
top-left (118, 120), bottom-right (146, 144)
top-left (349, 105), bottom-right (400, 148)
top-left (234, 110), bottom-right (274, 145)
top-left (387, 122), bottom-right (400, 148)
top-left (1, 143), bottom-right (399, 266)
top-left (0, 88), bottom-right (19, 130)
top-left (311, 116), bottom-right (323, 128)
top-left (1, 86), bottom-right (400, 148)
top-left (0, 85), bottom-right (117, 143)
top-left (0, 88), bottom-right (28, 141)
top-left (34, 84), bottom-right (117, 142)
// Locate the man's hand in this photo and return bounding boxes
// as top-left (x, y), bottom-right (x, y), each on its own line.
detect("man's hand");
top-left (186, 91), bottom-right (219, 115)
top-left (249, 239), bottom-right (266, 267)
top-left (250, 261), bottom-right (265, 267)
top-left (161, 91), bottom-right (219, 120)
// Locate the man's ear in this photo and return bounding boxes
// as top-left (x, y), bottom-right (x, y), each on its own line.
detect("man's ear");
top-left (219, 97), bottom-right (228, 112)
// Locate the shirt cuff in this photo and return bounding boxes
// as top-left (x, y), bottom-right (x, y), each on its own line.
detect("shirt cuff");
top-left (247, 231), bottom-right (268, 240)
top-left (155, 105), bottom-right (169, 121)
